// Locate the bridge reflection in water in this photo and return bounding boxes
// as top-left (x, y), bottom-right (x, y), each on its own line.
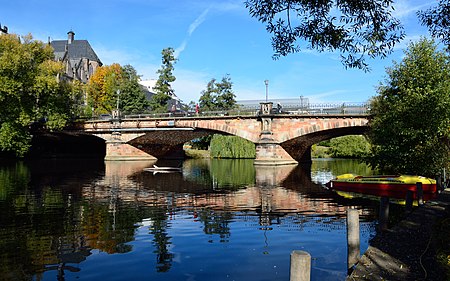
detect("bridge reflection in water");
top-left (0, 158), bottom-right (379, 281)
top-left (85, 159), bottom-right (375, 220)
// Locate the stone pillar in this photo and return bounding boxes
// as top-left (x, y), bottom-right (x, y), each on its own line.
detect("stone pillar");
top-left (260, 102), bottom-right (273, 115)
top-left (254, 142), bottom-right (298, 165)
top-left (100, 130), bottom-right (157, 161)
top-left (105, 140), bottom-right (157, 161)
top-left (255, 102), bottom-right (298, 165)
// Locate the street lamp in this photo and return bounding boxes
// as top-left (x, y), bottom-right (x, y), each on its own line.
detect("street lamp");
top-left (264, 80), bottom-right (269, 102)
top-left (116, 89), bottom-right (120, 110)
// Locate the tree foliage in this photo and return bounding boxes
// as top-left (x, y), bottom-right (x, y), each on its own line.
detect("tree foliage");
top-left (210, 134), bottom-right (255, 159)
top-left (87, 63), bottom-right (122, 114)
top-left (366, 38), bottom-right (450, 176)
top-left (418, 0), bottom-right (450, 47)
top-left (0, 34), bottom-right (75, 157)
top-left (244, 0), bottom-right (405, 71)
top-left (87, 64), bottom-right (149, 115)
top-left (199, 75), bottom-right (237, 111)
top-left (151, 47), bottom-right (177, 112)
top-left (118, 65), bottom-right (150, 114)
top-left (329, 135), bottom-right (370, 158)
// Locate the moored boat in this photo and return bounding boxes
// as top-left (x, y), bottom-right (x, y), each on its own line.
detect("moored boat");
top-left (326, 174), bottom-right (437, 199)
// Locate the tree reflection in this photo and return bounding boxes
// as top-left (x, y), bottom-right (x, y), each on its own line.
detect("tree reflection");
top-left (197, 209), bottom-right (232, 242)
top-left (148, 209), bottom-right (173, 272)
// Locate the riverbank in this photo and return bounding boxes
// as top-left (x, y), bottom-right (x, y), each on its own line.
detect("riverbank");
top-left (347, 188), bottom-right (450, 280)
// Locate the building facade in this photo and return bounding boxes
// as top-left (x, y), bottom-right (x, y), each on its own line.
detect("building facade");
top-left (50, 31), bottom-right (102, 83)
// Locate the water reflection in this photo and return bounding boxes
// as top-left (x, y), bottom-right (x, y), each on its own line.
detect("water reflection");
top-left (0, 158), bottom-right (379, 281)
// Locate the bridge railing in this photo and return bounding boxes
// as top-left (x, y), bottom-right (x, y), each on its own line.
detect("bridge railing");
top-left (89, 102), bottom-right (369, 121)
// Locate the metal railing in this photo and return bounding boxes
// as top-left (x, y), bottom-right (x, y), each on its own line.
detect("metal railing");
top-left (89, 102), bottom-right (369, 121)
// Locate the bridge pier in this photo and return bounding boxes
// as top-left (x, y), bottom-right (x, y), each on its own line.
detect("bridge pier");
top-left (254, 142), bottom-right (298, 166)
top-left (255, 102), bottom-right (298, 166)
top-left (105, 140), bottom-right (157, 161)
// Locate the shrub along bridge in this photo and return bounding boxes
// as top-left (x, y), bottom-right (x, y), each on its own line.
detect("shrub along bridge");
top-left (74, 102), bottom-right (370, 165)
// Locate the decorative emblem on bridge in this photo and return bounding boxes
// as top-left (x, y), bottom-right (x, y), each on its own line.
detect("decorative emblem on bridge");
top-left (259, 102), bottom-right (274, 138)
top-left (260, 102), bottom-right (273, 115)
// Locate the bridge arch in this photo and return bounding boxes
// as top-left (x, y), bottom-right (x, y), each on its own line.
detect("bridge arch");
top-left (281, 126), bottom-right (369, 163)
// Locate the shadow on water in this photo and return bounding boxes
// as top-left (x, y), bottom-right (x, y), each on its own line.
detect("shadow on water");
top-left (0, 158), bottom-right (390, 281)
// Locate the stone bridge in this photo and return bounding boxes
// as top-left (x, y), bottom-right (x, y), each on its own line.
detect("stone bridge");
top-left (74, 103), bottom-right (369, 165)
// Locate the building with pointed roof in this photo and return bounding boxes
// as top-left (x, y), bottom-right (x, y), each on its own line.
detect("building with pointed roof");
top-left (50, 31), bottom-right (102, 83)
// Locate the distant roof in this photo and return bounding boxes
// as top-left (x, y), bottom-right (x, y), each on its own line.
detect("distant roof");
top-left (51, 36), bottom-right (102, 65)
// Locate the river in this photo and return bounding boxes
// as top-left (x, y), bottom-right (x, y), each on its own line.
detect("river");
top-left (0, 158), bottom-right (396, 281)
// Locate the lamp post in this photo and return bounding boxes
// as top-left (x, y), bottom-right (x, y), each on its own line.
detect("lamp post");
top-left (116, 89), bottom-right (120, 110)
top-left (264, 80), bottom-right (269, 102)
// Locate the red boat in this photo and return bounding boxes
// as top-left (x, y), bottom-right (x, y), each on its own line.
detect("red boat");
top-left (326, 174), bottom-right (437, 200)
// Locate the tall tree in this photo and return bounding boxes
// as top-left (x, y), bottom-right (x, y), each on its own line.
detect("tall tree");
top-left (87, 63), bottom-right (149, 115)
top-left (87, 63), bottom-right (122, 114)
top-left (0, 34), bottom-right (75, 157)
top-left (366, 38), bottom-right (450, 176)
top-left (151, 47), bottom-right (177, 112)
top-left (199, 75), bottom-right (236, 111)
top-left (118, 65), bottom-right (150, 114)
top-left (244, 0), bottom-right (405, 71)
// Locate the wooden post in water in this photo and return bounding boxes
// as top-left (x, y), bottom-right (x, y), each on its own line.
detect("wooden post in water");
top-left (346, 209), bottom-right (360, 271)
top-left (378, 197), bottom-right (390, 232)
top-left (290, 250), bottom-right (311, 281)
top-left (436, 176), bottom-right (443, 193)
top-left (405, 190), bottom-right (413, 213)
top-left (416, 182), bottom-right (423, 205)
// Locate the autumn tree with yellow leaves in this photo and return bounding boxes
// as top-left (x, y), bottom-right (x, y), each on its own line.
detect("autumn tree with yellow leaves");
top-left (87, 63), bottom-right (149, 115)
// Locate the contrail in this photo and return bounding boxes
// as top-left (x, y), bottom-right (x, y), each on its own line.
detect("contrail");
top-left (175, 8), bottom-right (210, 58)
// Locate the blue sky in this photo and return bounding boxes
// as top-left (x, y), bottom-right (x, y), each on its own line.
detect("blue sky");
top-left (1, 0), bottom-right (437, 104)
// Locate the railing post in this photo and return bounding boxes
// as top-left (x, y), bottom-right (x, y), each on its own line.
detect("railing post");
top-left (290, 250), bottom-right (311, 281)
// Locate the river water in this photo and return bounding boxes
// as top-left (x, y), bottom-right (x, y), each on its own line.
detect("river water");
top-left (0, 158), bottom-right (389, 281)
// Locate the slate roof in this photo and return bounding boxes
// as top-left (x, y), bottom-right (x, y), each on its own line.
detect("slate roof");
top-left (50, 38), bottom-right (102, 66)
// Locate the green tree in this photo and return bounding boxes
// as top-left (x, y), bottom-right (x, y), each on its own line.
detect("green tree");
top-left (87, 64), bottom-right (149, 115)
top-left (118, 65), bottom-right (150, 114)
top-left (199, 75), bottom-right (236, 111)
top-left (418, 0), bottom-right (450, 47)
top-left (0, 34), bottom-right (75, 157)
top-left (366, 38), bottom-right (450, 176)
top-left (245, 0), bottom-right (450, 71)
top-left (329, 135), bottom-right (370, 159)
top-left (244, 0), bottom-right (405, 71)
top-left (210, 134), bottom-right (255, 158)
top-left (151, 47), bottom-right (177, 112)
